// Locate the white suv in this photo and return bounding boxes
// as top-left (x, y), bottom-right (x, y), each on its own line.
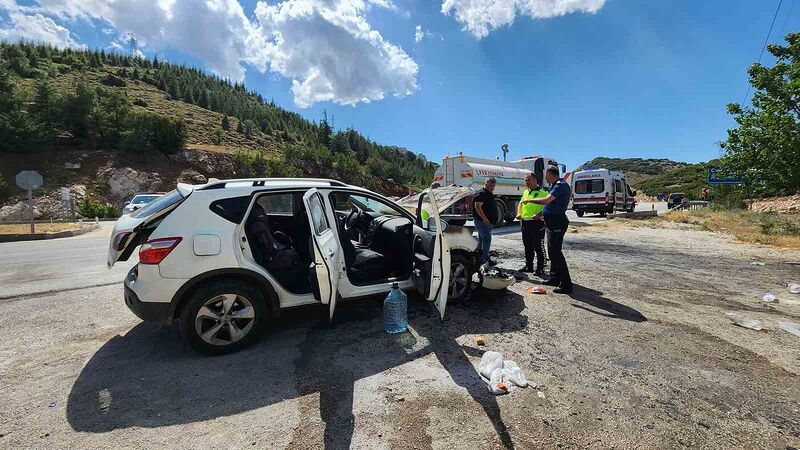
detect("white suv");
top-left (108, 178), bottom-right (480, 354)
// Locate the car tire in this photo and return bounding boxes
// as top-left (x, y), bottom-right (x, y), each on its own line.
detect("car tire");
top-left (576, 211), bottom-right (584, 217)
top-left (448, 253), bottom-right (475, 302)
top-left (180, 280), bottom-right (268, 355)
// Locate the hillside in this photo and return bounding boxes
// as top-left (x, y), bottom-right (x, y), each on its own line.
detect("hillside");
top-left (0, 42), bottom-right (436, 218)
top-left (578, 157), bottom-right (690, 185)
top-left (635, 162), bottom-right (714, 200)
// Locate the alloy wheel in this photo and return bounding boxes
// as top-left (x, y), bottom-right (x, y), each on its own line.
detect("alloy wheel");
top-left (194, 293), bottom-right (255, 346)
top-left (449, 262), bottom-right (469, 300)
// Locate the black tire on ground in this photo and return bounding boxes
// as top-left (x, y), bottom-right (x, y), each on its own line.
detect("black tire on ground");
top-left (576, 211), bottom-right (584, 217)
top-left (180, 280), bottom-right (268, 355)
top-left (448, 219), bottom-right (467, 227)
top-left (448, 252), bottom-right (476, 302)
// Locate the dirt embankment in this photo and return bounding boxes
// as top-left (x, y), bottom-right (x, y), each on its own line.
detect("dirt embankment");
top-left (750, 194), bottom-right (800, 214)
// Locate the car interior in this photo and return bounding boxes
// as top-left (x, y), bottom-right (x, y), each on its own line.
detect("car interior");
top-left (328, 191), bottom-right (415, 285)
top-left (244, 192), bottom-right (313, 294)
top-left (243, 189), bottom-right (436, 296)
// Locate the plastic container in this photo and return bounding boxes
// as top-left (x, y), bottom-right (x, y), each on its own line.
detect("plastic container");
top-left (384, 282), bottom-right (408, 334)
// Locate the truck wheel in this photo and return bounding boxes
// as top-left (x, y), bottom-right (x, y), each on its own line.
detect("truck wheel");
top-left (448, 253), bottom-right (475, 302)
top-left (576, 211), bottom-right (584, 217)
top-left (180, 280), bottom-right (268, 355)
top-left (495, 202), bottom-right (507, 227)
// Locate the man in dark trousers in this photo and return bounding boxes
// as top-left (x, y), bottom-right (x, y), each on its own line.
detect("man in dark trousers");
top-left (473, 177), bottom-right (498, 266)
top-left (529, 166), bottom-right (573, 294)
top-left (516, 172), bottom-right (548, 275)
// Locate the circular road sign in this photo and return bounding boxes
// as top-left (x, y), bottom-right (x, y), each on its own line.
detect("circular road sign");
top-left (16, 170), bottom-right (44, 191)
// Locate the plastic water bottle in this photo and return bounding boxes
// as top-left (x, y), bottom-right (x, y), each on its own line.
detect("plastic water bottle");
top-left (384, 282), bottom-right (408, 334)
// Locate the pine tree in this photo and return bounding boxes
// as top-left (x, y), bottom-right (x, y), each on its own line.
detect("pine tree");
top-left (221, 114), bottom-right (231, 130)
top-left (197, 89), bottom-right (208, 109)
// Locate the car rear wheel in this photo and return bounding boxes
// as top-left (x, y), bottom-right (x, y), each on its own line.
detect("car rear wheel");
top-left (180, 280), bottom-right (267, 355)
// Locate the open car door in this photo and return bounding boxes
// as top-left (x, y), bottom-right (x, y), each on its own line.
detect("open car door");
top-left (412, 190), bottom-right (451, 319)
top-left (303, 188), bottom-right (341, 320)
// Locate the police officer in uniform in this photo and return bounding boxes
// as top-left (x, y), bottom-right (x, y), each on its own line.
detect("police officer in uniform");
top-left (529, 166), bottom-right (573, 294)
top-left (516, 172), bottom-right (548, 276)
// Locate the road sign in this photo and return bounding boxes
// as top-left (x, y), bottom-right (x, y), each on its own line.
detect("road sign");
top-left (707, 167), bottom-right (743, 184)
top-left (60, 187), bottom-right (71, 201)
top-left (16, 170), bottom-right (43, 191)
top-left (15, 170), bottom-right (43, 234)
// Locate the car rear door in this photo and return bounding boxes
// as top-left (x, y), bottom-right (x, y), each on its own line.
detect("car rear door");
top-left (412, 190), bottom-right (451, 319)
top-left (303, 188), bottom-right (341, 320)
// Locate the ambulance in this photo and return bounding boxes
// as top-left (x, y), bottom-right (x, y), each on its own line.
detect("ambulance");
top-left (571, 169), bottom-right (636, 217)
top-left (432, 153), bottom-right (566, 225)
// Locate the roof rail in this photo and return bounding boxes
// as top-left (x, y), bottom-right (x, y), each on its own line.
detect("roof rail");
top-left (197, 177), bottom-right (349, 190)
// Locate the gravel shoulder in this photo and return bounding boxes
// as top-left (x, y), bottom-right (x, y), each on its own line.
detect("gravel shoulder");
top-left (0, 219), bottom-right (798, 449)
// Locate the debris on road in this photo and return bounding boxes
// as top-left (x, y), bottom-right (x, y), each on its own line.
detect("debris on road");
top-left (788, 283), bottom-right (800, 294)
top-left (480, 266), bottom-right (515, 290)
top-left (478, 351), bottom-right (532, 395)
top-left (725, 313), bottom-right (764, 331)
top-left (528, 286), bottom-right (547, 295)
top-left (762, 292), bottom-right (777, 303)
top-left (778, 321), bottom-right (800, 338)
top-left (475, 336), bottom-right (486, 346)
top-left (48, 401), bottom-right (56, 409)
top-left (751, 261), bottom-right (766, 266)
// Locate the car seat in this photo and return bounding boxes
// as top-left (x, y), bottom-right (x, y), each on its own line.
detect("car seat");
top-left (333, 215), bottom-right (386, 284)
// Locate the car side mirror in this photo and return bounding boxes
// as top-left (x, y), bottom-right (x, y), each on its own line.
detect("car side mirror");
top-left (124, 201), bottom-right (130, 206)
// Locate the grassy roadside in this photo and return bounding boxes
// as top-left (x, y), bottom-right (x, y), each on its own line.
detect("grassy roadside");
top-left (0, 223), bottom-right (81, 234)
top-left (662, 209), bottom-right (800, 249)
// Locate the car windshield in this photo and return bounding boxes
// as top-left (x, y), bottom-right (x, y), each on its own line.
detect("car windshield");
top-left (131, 195), bottom-right (161, 205)
top-left (574, 179), bottom-right (605, 194)
top-left (130, 190), bottom-right (183, 219)
top-left (330, 192), bottom-right (404, 217)
top-left (670, 194), bottom-right (685, 199)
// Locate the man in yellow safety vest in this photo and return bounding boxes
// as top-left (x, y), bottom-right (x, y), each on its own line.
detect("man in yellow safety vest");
top-left (516, 172), bottom-right (548, 275)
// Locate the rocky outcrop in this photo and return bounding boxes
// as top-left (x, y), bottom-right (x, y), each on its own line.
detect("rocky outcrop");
top-left (171, 150), bottom-right (236, 177)
top-left (178, 169), bottom-right (208, 185)
top-left (100, 167), bottom-right (164, 200)
top-left (0, 201), bottom-right (42, 221)
top-left (750, 194), bottom-right (800, 214)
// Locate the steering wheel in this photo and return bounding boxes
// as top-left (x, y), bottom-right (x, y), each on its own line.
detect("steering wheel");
top-left (344, 206), bottom-right (364, 231)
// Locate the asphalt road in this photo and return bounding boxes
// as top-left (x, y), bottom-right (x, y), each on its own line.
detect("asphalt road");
top-left (0, 222), bottom-right (135, 299)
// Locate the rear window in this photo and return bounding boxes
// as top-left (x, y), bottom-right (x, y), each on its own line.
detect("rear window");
top-left (210, 196), bottom-right (251, 223)
top-left (131, 190), bottom-right (183, 219)
top-left (131, 195), bottom-right (161, 205)
top-left (574, 179), bottom-right (604, 194)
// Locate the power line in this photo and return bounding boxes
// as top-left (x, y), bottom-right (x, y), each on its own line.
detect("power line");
top-left (742, 0), bottom-right (784, 105)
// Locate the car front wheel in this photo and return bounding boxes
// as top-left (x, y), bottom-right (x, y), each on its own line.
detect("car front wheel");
top-left (448, 253), bottom-right (475, 302)
top-left (180, 280), bottom-right (268, 355)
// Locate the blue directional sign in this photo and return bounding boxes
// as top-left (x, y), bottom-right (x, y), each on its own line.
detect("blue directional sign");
top-left (708, 167), bottom-right (743, 184)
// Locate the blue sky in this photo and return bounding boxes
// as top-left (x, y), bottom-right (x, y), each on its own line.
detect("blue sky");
top-left (1, 0), bottom-right (797, 171)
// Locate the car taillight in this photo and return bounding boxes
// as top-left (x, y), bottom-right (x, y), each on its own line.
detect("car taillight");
top-left (139, 237), bottom-right (182, 265)
top-left (112, 232), bottom-right (132, 251)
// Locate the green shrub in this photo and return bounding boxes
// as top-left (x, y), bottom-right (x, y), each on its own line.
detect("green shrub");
top-left (119, 111), bottom-right (186, 153)
top-left (78, 197), bottom-right (119, 218)
top-left (233, 149), bottom-right (302, 178)
top-left (133, 98), bottom-right (147, 107)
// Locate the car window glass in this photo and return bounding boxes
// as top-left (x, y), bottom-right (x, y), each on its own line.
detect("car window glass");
top-left (329, 192), bottom-right (403, 216)
top-left (258, 193), bottom-right (293, 215)
top-left (131, 190), bottom-right (183, 219)
top-left (132, 195), bottom-right (160, 204)
top-left (308, 193), bottom-right (330, 235)
top-left (210, 196), bottom-right (251, 223)
top-left (574, 179), bottom-right (604, 194)
top-left (614, 179), bottom-right (622, 193)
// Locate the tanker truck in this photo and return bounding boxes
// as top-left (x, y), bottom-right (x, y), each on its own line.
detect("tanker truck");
top-left (432, 154), bottom-right (567, 226)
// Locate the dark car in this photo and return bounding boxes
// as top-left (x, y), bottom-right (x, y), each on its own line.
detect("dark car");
top-left (667, 193), bottom-right (688, 209)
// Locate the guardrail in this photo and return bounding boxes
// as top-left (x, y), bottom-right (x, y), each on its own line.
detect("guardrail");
top-left (672, 201), bottom-right (709, 211)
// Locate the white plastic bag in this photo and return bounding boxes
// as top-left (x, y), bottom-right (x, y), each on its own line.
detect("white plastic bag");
top-left (502, 360), bottom-right (529, 388)
top-left (788, 283), bottom-right (800, 294)
top-left (763, 292), bottom-right (777, 303)
top-left (479, 351), bottom-right (504, 379)
top-left (488, 368), bottom-right (508, 394)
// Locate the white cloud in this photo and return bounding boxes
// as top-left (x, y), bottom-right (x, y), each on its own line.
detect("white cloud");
top-left (441, 0), bottom-right (606, 39)
top-left (415, 25), bottom-right (424, 43)
top-left (251, 0), bottom-right (418, 108)
top-left (1, 0), bottom-right (418, 107)
top-left (0, 12), bottom-right (82, 48)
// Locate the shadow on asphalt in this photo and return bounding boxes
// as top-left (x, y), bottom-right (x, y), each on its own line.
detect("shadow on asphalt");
top-left (567, 284), bottom-right (647, 323)
top-left (67, 290), bottom-right (528, 449)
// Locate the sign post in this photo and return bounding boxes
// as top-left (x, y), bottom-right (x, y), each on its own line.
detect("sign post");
top-left (15, 170), bottom-right (44, 234)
